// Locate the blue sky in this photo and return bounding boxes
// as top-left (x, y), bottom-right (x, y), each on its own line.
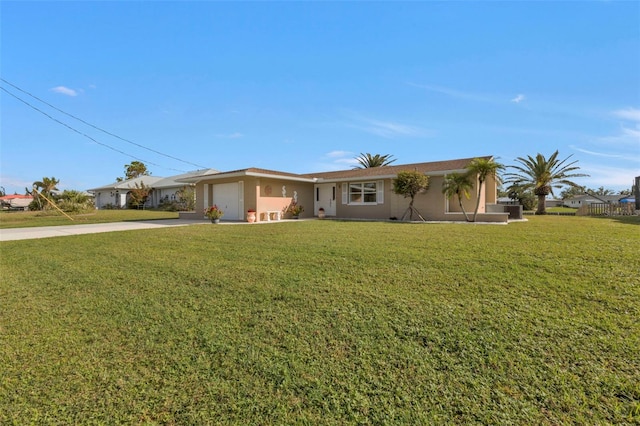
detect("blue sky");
top-left (1, 1), bottom-right (639, 195)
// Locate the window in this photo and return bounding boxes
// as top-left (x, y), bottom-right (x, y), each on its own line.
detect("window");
top-left (343, 181), bottom-right (384, 205)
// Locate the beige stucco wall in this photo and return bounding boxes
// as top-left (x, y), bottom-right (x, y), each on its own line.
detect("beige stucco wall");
top-left (333, 181), bottom-right (392, 220)
top-left (254, 178), bottom-right (314, 220)
top-left (191, 176), bottom-right (314, 221)
top-left (182, 172), bottom-right (503, 222)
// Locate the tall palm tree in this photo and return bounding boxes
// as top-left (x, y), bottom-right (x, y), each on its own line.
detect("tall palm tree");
top-left (442, 172), bottom-right (474, 222)
top-left (503, 150), bottom-right (588, 215)
top-left (466, 157), bottom-right (504, 222)
top-left (354, 153), bottom-right (396, 169)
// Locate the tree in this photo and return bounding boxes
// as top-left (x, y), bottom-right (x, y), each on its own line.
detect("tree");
top-left (32, 176), bottom-right (60, 210)
top-left (393, 170), bottom-right (430, 221)
top-left (354, 153), bottom-right (396, 169)
top-left (560, 185), bottom-right (586, 200)
top-left (127, 181), bottom-right (151, 208)
top-left (508, 184), bottom-right (537, 211)
top-left (442, 172), bottom-right (474, 222)
top-left (503, 150), bottom-right (588, 215)
top-left (466, 157), bottom-right (504, 222)
top-left (120, 161), bottom-right (150, 181)
top-left (592, 186), bottom-right (615, 196)
top-left (176, 186), bottom-right (195, 211)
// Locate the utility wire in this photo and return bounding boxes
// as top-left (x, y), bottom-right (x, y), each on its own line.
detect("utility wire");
top-left (1, 85), bottom-right (186, 173)
top-left (1, 78), bottom-right (209, 170)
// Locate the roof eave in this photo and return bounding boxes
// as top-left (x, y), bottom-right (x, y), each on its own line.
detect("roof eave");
top-left (314, 168), bottom-right (469, 183)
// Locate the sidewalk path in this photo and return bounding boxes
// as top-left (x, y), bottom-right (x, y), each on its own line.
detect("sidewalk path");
top-left (0, 219), bottom-right (208, 241)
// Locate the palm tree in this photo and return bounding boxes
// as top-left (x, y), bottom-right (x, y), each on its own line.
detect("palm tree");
top-left (32, 176), bottom-right (60, 210)
top-left (503, 150), bottom-right (588, 215)
top-left (354, 153), bottom-right (396, 169)
top-left (442, 172), bottom-right (474, 222)
top-left (466, 157), bottom-right (504, 222)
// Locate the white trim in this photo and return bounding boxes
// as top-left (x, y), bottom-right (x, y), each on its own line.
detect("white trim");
top-left (315, 168), bottom-right (467, 183)
top-left (346, 181), bottom-right (380, 205)
top-left (377, 180), bottom-right (384, 204)
top-left (180, 170), bottom-right (316, 184)
top-left (238, 181), bottom-right (244, 216)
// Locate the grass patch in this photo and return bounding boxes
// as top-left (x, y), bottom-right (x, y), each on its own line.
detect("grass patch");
top-left (1, 216), bottom-right (639, 423)
top-left (0, 209), bottom-right (179, 229)
top-left (545, 206), bottom-right (577, 213)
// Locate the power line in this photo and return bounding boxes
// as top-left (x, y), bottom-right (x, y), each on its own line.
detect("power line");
top-left (1, 85), bottom-right (186, 173)
top-left (1, 78), bottom-right (209, 170)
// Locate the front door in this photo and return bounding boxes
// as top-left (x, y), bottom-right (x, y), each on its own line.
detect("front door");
top-left (314, 183), bottom-right (336, 216)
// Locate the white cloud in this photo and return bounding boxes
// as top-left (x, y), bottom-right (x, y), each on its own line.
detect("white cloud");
top-left (335, 158), bottom-right (359, 166)
top-left (570, 145), bottom-right (627, 159)
top-left (325, 150), bottom-right (353, 158)
top-left (597, 124), bottom-right (640, 146)
top-left (357, 119), bottom-right (424, 138)
top-left (511, 94), bottom-right (525, 103)
top-left (215, 132), bottom-right (243, 139)
top-left (613, 107), bottom-right (640, 122)
top-left (408, 82), bottom-right (493, 103)
top-left (341, 111), bottom-right (430, 139)
top-left (50, 86), bottom-right (78, 96)
top-left (314, 150), bottom-right (359, 170)
top-left (580, 163), bottom-right (640, 188)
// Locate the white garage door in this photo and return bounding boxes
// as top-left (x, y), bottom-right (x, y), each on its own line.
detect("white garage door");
top-left (212, 182), bottom-right (243, 220)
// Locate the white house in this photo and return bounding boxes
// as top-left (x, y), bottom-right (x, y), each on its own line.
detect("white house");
top-left (564, 194), bottom-right (625, 208)
top-left (88, 169), bottom-right (218, 209)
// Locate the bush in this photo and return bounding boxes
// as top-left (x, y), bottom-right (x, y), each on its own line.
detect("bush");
top-left (58, 199), bottom-right (94, 213)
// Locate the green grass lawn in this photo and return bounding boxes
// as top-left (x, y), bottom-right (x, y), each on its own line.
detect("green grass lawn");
top-left (0, 209), bottom-right (179, 229)
top-left (1, 216), bottom-right (639, 424)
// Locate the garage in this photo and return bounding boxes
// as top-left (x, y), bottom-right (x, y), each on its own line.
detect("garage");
top-left (211, 182), bottom-right (244, 220)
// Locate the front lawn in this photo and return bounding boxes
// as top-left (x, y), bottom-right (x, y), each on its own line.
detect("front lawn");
top-left (0, 209), bottom-right (179, 229)
top-left (1, 216), bottom-right (638, 424)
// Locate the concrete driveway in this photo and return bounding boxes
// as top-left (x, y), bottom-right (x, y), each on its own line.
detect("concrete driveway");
top-left (0, 219), bottom-right (209, 241)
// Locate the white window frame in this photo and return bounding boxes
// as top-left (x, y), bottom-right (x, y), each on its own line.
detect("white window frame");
top-left (342, 180), bottom-right (384, 205)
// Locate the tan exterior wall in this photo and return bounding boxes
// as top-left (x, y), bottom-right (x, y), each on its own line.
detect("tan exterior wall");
top-left (334, 181), bottom-right (392, 220)
top-left (254, 178), bottom-right (314, 220)
top-left (191, 176), bottom-right (314, 222)
top-left (182, 172), bottom-right (504, 223)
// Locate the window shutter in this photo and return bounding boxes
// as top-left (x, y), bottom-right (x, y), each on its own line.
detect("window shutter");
top-left (377, 180), bottom-right (384, 204)
top-left (342, 184), bottom-right (348, 204)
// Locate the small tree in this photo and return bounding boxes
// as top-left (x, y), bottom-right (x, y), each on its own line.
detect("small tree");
top-left (507, 184), bottom-right (537, 211)
top-left (176, 185), bottom-right (196, 211)
top-left (466, 158), bottom-right (504, 222)
top-left (393, 170), bottom-right (430, 221)
top-left (442, 172), bottom-right (473, 222)
top-left (128, 181), bottom-right (151, 208)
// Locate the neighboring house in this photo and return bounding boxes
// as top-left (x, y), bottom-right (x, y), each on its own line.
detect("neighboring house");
top-left (0, 194), bottom-right (34, 211)
top-left (176, 156), bottom-right (508, 223)
top-left (88, 169), bottom-right (217, 209)
top-left (546, 199), bottom-right (563, 208)
top-left (564, 194), bottom-right (626, 208)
